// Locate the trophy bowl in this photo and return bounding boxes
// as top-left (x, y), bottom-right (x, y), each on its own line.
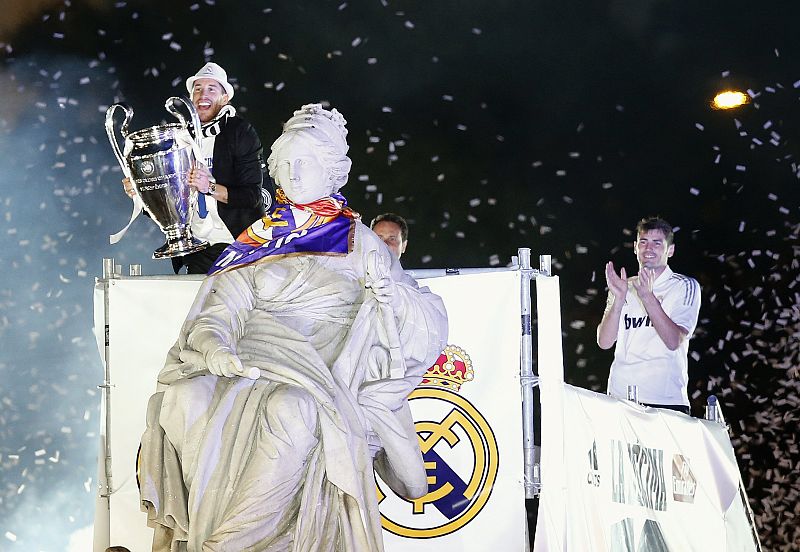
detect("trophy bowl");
top-left (106, 97), bottom-right (209, 259)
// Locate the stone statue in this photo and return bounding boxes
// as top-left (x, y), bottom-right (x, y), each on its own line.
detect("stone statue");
top-left (138, 104), bottom-right (448, 551)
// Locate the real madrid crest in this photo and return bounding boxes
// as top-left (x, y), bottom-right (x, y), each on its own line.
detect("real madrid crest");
top-left (377, 344), bottom-right (499, 539)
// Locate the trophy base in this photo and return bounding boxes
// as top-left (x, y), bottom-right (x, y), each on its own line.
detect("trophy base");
top-left (153, 236), bottom-right (209, 259)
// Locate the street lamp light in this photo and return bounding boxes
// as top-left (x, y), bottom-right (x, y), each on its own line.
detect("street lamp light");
top-left (711, 90), bottom-right (749, 110)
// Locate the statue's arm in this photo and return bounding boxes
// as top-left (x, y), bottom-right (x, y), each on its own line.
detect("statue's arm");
top-left (389, 261), bottom-right (448, 375)
top-left (184, 267), bottom-right (258, 360)
top-left (360, 225), bottom-right (448, 373)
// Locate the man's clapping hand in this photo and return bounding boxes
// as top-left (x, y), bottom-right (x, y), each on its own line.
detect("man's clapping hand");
top-left (605, 261), bottom-right (628, 300)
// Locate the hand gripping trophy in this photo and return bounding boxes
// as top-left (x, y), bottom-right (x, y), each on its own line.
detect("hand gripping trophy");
top-left (105, 96), bottom-right (209, 258)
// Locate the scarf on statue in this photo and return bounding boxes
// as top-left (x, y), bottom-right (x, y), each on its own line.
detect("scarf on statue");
top-left (207, 188), bottom-right (360, 275)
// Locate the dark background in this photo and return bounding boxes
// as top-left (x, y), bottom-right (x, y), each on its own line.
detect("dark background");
top-left (1, 1), bottom-right (798, 549)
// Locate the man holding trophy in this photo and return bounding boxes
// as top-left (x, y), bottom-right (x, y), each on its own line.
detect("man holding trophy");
top-left (121, 61), bottom-right (273, 274)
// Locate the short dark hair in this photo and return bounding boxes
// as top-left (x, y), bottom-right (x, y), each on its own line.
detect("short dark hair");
top-left (370, 213), bottom-right (409, 242)
top-left (636, 216), bottom-right (674, 245)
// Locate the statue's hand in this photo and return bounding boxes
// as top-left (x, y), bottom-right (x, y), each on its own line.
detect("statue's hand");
top-left (206, 347), bottom-right (244, 378)
top-left (368, 276), bottom-right (402, 309)
top-left (366, 250), bottom-right (402, 310)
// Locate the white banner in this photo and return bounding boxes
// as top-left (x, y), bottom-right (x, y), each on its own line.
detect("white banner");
top-left (93, 270), bottom-right (527, 552)
top-left (380, 271), bottom-right (526, 551)
top-left (93, 277), bottom-right (204, 552)
top-left (534, 384), bottom-right (758, 551)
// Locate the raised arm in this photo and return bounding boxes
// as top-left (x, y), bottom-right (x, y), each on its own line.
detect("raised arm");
top-left (597, 261), bottom-right (628, 349)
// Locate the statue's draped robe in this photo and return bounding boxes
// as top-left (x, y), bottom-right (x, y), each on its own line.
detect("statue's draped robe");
top-left (139, 223), bottom-right (448, 552)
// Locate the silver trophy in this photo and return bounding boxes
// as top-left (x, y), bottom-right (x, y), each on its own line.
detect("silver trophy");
top-left (105, 96), bottom-right (209, 258)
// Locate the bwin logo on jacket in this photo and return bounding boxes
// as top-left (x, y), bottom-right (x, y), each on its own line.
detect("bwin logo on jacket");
top-left (624, 314), bottom-right (652, 330)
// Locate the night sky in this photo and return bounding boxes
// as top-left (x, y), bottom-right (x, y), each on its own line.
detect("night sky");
top-left (1, 1), bottom-right (798, 549)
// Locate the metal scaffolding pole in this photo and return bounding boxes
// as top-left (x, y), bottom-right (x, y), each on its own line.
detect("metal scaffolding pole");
top-left (518, 248), bottom-right (541, 498)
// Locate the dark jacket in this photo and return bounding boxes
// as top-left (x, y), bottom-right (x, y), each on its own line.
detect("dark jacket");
top-left (172, 115), bottom-right (274, 274)
top-left (212, 115), bottom-right (274, 238)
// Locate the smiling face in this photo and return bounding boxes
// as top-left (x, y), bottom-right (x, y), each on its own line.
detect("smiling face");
top-left (273, 133), bottom-right (334, 204)
top-left (634, 228), bottom-right (674, 276)
top-left (191, 78), bottom-right (229, 123)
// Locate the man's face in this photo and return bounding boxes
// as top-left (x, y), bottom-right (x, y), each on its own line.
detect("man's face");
top-left (372, 220), bottom-right (407, 259)
top-left (634, 229), bottom-right (674, 272)
top-left (191, 78), bottom-right (229, 123)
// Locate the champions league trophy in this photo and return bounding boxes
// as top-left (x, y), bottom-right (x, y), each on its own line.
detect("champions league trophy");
top-left (105, 96), bottom-right (208, 258)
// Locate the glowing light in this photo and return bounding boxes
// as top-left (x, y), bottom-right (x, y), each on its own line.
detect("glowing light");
top-left (712, 90), bottom-right (749, 110)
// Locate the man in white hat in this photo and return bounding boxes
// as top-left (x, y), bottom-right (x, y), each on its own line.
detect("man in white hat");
top-left (186, 61), bottom-right (235, 123)
top-left (123, 61), bottom-right (274, 274)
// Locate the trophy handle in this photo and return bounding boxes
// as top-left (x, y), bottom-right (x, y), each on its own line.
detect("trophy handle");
top-left (105, 103), bottom-right (134, 178)
top-left (165, 96), bottom-right (203, 154)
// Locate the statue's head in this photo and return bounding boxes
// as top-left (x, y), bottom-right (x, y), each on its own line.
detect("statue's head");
top-left (268, 104), bottom-right (352, 204)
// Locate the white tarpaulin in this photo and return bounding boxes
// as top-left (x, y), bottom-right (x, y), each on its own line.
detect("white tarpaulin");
top-left (93, 270), bottom-right (527, 552)
top-left (533, 384), bottom-right (759, 551)
top-left (93, 277), bottom-right (204, 552)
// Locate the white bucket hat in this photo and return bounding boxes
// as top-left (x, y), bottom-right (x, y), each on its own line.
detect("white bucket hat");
top-left (185, 62), bottom-right (235, 99)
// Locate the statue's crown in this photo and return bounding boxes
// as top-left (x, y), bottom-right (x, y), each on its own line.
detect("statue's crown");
top-left (420, 345), bottom-right (473, 392)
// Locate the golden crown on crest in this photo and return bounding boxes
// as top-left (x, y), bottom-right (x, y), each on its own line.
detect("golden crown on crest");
top-left (420, 345), bottom-right (474, 392)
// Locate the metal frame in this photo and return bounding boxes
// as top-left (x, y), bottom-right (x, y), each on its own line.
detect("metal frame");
top-left (409, 249), bottom-right (546, 499)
